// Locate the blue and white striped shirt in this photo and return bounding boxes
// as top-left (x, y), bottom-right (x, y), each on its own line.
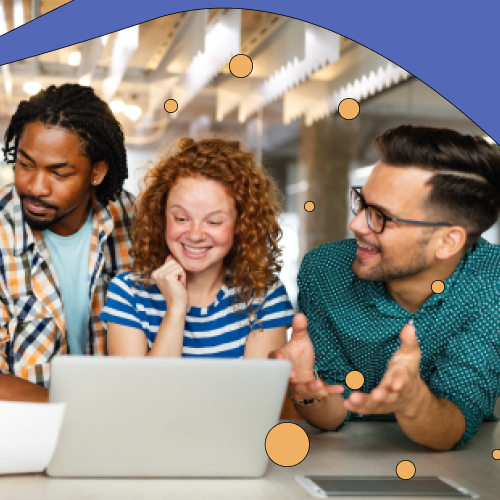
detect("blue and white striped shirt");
top-left (100, 272), bottom-right (295, 357)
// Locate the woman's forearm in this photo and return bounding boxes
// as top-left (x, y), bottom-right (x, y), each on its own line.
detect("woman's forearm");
top-left (148, 307), bottom-right (186, 357)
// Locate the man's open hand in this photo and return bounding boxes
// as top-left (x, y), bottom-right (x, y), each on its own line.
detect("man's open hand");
top-left (344, 323), bottom-right (425, 417)
top-left (269, 313), bottom-right (343, 400)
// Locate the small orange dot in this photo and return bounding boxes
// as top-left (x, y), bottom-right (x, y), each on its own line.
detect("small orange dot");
top-left (345, 370), bottom-right (364, 390)
top-left (304, 201), bottom-right (315, 212)
top-left (338, 98), bottom-right (360, 120)
top-left (164, 99), bottom-right (178, 113)
top-left (493, 449), bottom-right (500, 460)
top-left (265, 422), bottom-right (309, 467)
top-left (431, 280), bottom-right (445, 294)
top-left (396, 460), bottom-right (416, 480)
top-left (229, 54), bottom-right (253, 78)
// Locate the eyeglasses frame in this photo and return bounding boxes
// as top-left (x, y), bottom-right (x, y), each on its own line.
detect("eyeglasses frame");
top-left (350, 186), bottom-right (453, 234)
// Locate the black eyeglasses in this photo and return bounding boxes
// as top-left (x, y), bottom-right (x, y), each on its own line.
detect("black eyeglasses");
top-left (350, 186), bottom-right (453, 234)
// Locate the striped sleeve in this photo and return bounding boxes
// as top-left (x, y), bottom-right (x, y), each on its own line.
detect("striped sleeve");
top-left (252, 279), bottom-right (295, 330)
top-left (99, 273), bottom-right (143, 331)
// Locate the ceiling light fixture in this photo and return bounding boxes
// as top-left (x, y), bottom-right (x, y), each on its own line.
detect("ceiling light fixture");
top-left (109, 100), bottom-right (125, 113)
top-left (123, 104), bottom-right (142, 122)
top-left (68, 51), bottom-right (81, 67)
top-left (24, 81), bottom-right (42, 95)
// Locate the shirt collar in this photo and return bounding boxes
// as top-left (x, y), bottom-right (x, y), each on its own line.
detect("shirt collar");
top-left (12, 185), bottom-right (34, 256)
top-left (359, 243), bottom-right (474, 318)
top-left (91, 195), bottom-right (115, 238)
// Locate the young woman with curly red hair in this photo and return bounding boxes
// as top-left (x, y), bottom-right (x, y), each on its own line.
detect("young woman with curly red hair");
top-left (100, 138), bottom-right (294, 358)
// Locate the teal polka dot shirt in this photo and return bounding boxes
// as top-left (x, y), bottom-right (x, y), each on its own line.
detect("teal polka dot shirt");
top-left (297, 237), bottom-right (500, 449)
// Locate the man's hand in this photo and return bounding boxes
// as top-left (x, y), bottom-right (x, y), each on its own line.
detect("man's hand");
top-left (344, 323), bottom-right (425, 417)
top-left (269, 313), bottom-right (343, 400)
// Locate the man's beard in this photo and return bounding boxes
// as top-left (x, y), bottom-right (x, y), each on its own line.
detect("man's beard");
top-left (20, 196), bottom-right (63, 231)
top-left (23, 212), bottom-right (67, 231)
top-left (353, 235), bottom-right (431, 282)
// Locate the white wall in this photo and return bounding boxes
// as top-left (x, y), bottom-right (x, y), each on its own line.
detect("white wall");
top-left (123, 148), bottom-right (159, 196)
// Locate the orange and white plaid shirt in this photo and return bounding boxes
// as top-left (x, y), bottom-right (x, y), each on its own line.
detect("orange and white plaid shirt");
top-left (0, 184), bottom-right (134, 387)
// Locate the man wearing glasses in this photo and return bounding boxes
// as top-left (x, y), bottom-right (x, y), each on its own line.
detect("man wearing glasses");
top-left (273, 125), bottom-right (500, 450)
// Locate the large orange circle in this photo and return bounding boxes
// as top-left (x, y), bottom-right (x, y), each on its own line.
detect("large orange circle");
top-left (396, 460), bottom-right (416, 480)
top-left (229, 54), bottom-right (253, 78)
top-left (345, 370), bottom-right (364, 390)
top-left (431, 280), bottom-right (445, 294)
top-left (338, 98), bottom-right (360, 120)
top-left (164, 99), bottom-right (178, 113)
top-left (265, 422), bottom-right (310, 467)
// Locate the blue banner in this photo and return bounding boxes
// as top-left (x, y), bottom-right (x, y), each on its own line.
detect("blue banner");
top-left (0, 0), bottom-right (498, 142)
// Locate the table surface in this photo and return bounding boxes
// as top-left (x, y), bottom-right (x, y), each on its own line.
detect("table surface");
top-left (1, 421), bottom-right (499, 500)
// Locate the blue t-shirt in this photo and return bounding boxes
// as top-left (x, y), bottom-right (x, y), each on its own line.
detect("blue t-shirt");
top-left (41, 208), bottom-right (93, 355)
top-left (100, 272), bottom-right (295, 357)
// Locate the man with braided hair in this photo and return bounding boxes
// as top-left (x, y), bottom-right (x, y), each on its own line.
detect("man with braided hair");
top-left (274, 125), bottom-right (500, 450)
top-left (0, 84), bottom-right (134, 402)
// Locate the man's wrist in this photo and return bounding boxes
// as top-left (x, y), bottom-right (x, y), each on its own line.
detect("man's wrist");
top-left (287, 368), bottom-right (327, 406)
top-left (397, 377), bottom-right (429, 420)
top-left (288, 391), bottom-right (323, 406)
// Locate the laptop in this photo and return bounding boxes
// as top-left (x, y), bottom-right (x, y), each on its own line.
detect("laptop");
top-left (46, 356), bottom-right (291, 478)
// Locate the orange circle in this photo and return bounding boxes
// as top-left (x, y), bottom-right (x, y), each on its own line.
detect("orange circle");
top-left (265, 422), bottom-right (310, 467)
top-left (304, 201), bottom-right (315, 212)
top-left (164, 99), bottom-right (178, 113)
top-left (396, 460), bottom-right (416, 480)
top-left (229, 54), bottom-right (253, 78)
top-left (431, 280), bottom-right (445, 294)
top-left (493, 449), bottom-right (500, 460)
top-left (338, 98), bottom-right (360, 120)
top-left (345, 370), bottom-right (364, 390)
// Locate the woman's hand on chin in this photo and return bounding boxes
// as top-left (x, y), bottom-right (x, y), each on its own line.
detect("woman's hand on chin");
top-left (151, 255), bottom-right (188, 312)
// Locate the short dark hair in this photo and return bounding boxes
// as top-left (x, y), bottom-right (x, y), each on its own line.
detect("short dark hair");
top-left (2, 84), bottom-right (128, 204)
top-left (375, 125), bottom-right (500, 250)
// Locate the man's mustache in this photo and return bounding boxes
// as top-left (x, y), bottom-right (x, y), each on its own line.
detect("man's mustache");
top-left (355, 235), bottom-right (381, 251)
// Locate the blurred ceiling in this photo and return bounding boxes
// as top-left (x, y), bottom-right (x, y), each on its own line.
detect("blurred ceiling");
top-left (0, 2), bottom-right (484, 155)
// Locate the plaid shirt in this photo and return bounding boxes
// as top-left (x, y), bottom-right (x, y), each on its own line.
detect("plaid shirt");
top-left (0, 184), bottom-right (134, 387)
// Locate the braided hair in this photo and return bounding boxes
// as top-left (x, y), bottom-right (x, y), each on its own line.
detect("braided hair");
top-left (2, 84), bottom-right (128, 204)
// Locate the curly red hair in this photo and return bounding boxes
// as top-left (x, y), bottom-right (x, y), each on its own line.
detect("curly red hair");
top-left (130, 137), bottom-right (284, 323)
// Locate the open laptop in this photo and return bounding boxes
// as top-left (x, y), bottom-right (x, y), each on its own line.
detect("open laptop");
top-left (47, 356), bottom-right (291, 478)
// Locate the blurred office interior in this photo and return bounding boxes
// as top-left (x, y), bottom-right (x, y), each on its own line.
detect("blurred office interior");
top-left (0, 5), bottom-right (497, 307)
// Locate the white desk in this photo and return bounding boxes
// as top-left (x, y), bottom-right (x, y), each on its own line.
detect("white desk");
top-left (1, 421), bottom-right (499, 500)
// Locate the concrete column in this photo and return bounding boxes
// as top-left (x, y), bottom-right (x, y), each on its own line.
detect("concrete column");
top-left (297, 114), bottom-right (358, 262)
